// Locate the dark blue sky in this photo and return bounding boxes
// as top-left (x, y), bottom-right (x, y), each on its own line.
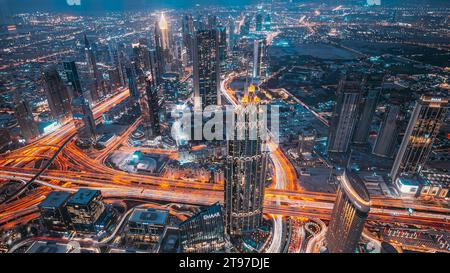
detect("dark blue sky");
top-left (4, 0), bottom-right (259, 13)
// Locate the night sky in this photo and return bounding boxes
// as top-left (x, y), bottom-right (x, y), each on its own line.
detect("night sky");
top-left (3, 0), bottom-right (259, 13)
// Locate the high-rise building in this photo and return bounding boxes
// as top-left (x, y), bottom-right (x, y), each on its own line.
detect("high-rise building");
top-left (155, 13), bottom-right (171, 72)
top-left (193, 29), bottom-right (221, 108)
top-left (373, 104), bottom-right (401, 158)
top-left (41, 65), bottom-right (71, 120)
top-left (327, 79), bottom-right (361, 153)
top-left (125, 208), bottom-right (169, 246)
top-left (149, 48), bottom-right (162, 86)
top-left (38, 191), bottom-right (72, 232)
top-left (64, 61), bottom-right (97, 144)
top-left (326, 170), bottom-right (371, 253)
top-left (14, 95), bottom-right (39, 142)
top-left (217, 25), bottom-right (227, 71)
top-left (224, 85), bottom-right (268, 236)
top-left (255, 12), bottom-right (263, 32)
top-left (353, 75), bottom-right (382, 144)
top-left (66, 189), bottom-right (106, 232)
top-left (263, 13), bottom-right (271, 31)
top-left (390, 96), bottom-right (449, 181)
top-left (139, 74), bottom-right (161, 140)
top-left (132, 42), bottom-right (151, 72)
top-left (179, 202), bottom-right (226, 253)
top-left (182, 14), bottom-right (195, 63)
top-left (84, 34), bottom-right (102, 102)
top-left (126, 62), bottom-right (139, 98)
top-left (252, 38), bottom-right (267, 79)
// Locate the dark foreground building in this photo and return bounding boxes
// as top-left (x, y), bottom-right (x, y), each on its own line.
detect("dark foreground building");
top-left (179, 202), bottom-right (226, 253)
top-left (326, 170), bottom-right (371, 253)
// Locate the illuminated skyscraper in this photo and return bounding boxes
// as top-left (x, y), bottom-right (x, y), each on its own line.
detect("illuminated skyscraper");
top-left (193, 29), bottom-right (221, 108)
top-left (64, 61), bottom-right (96, 144)
top-left (179, 203), bottom-right (226, 253)
top-left (252, 38), bottom-right (267, 79)
top-left (149, 49), bottom-right (162, 86)
top-left (224, 85), bottom-right (268, 236)
top-left (155, 13), bottom-right (172, 72)
top-left (41, 65), bottom-right (72, 120)
top-left (373, 104), bottom-right (401, 158)
top-left (13, 94), bottom-right (39, 142)
top-left (84, 34), bottom-right (102, 102)
top-left (139, 74), bottom-right (161, 140)
top-left (390, 96), bottom-right (449, 181)
top-left (326, 170), bottom-right (370, 253)
top-left (327, 79), bottom-right (361, 153)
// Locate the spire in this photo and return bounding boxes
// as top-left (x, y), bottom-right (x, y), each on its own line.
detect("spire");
top-left (159, 13), bottom-right (168, 30)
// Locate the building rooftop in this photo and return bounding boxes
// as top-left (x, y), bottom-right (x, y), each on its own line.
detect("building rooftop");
top-left (26, 241), bottom-right (80, 253)
top-left (67, 188), bottom-right (100, 206)
top-left (38, 191), bottom-right (72, 209)
top-left (128, 208), bottom-right (169, 226)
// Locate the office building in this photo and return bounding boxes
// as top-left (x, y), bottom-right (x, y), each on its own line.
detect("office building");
top-left (139, 74), bottom-right (161, 140)
top-left (326, 170), bottom-right (371, 253)
top-left (390, 96), bottom-right (449, 181)
top-left (193, 29), bottom-right (221, 108)
top-left (13, 95), bottom-right (40, 142)
top-left (327, 79), bottom-right (361, 153)
top-left (182, 14), bottom-right (195, 63)
top-left (353, 75), bottom-right (382, 144)
top-left (66, 189), bottom-right (106, 232)
top-left (373, 104), bottom-right (401, 158)
top-left (179, 203), bottom-right (226, 253)
top-left (64, 61), bottom-right (97, 144)
top-left (224, 85), bottom-right (268, 236)
top-left (298, 130), bottom-right (316, 155)
top-left (38, 191), bottom-right (72, 232)
top-left (252, 38), bottom-right (267, 79)
top-left (41, 65), bottom-right (72, 120)
top-left (126, 208), bottom-right (169, 246)
top-left (84, 34), bottom-right (102, 102)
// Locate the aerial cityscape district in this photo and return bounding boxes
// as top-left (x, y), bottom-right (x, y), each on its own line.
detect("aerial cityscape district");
top-left (0, 0), bottom-right (449, 256)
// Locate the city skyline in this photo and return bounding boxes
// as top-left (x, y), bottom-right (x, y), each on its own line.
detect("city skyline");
top-left (0, 0), bottom-right (448, 259)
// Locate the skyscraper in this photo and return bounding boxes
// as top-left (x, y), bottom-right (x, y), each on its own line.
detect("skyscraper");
top-left (14, 95), bottom-right (40, 142)
top-left (327, 79), bottom-right (361, 153)
top-left (352, 89), bottom-right (380, 144)
top-left (252, 38), bottom-right (267, 79)
top-left (64, 61), bottom-right (96, 144)
top-left (390, 96), bottom-right (449, 181)
top-left (224, 85), bottom-right (268, 236)
top-left (193, 29), bottom-right (221, 108)
top-left (179, 203), bottom-right (226, 253)
top-left (326, 170), bottom-right (370, 253)
top-left (139, 74), bottom-right (161, 140)
top-left (125, 62), bottom-right (139, 98)
top-left (84, 34), bottom-right (102, 102)
top-left (255, 12), bottom-right (263, 32)
top-left (41, 65), bottom-right (72, 120)
top-left (217, 25), bottom-right (227, 71)
top-left (372, 104), bottom-right (401, 158)
top-left (182, 14), bottom-right (195, 64)
top-left (155, 13), bottom-right (171, 72)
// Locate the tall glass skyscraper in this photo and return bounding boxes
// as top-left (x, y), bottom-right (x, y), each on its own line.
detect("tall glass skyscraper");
top-left (326, 170), bottom-right (370, 253)
top-left (193, 29), bottom-right (221, 108)
top-left (390, 96), bottom-right (449, 181)
top-left (327, 79), bottom-right (361, 153)
top-left (179, 203), bottom-right (226, 253)
top-left (41, 65), bottom-right (72, 120)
